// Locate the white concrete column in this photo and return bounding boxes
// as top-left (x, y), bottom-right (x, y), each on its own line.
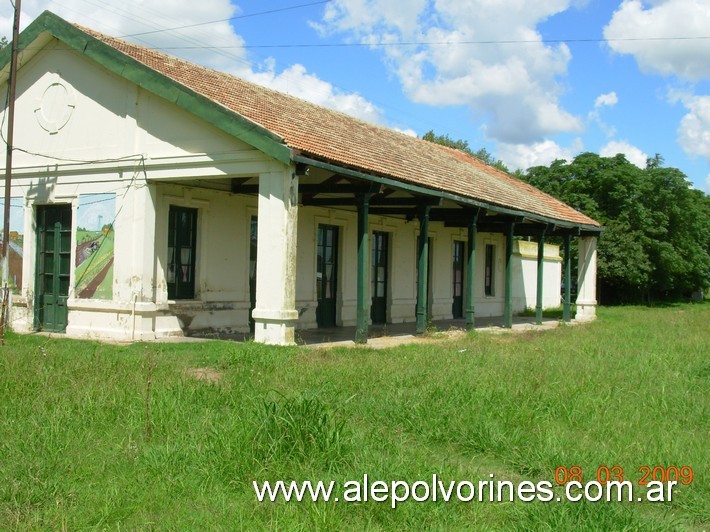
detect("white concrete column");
top-left (253, 168), bottom-right (299, 345)
top-left (575, 236), bottom-right (597, 321)
top-left (130, 180), bottom-right (158, 303)
top-left (128, 180), bottom-right (161, 340)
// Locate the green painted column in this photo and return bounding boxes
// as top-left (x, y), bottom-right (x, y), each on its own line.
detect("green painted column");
top-left (503, 221), bottom-right (515, 328)
top-left (355, 194), bottom-right (371, 343)
top-left (465, 213), bottom-right (478, 330)
top-left (415, 205), bottom-right (431, 335)
top-left (563, 234), bottom-right (572, 322)
top-left (535, 231), bottom-right (546, 325)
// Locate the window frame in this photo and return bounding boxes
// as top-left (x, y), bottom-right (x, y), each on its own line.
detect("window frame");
top-left (167, 205), bottom-right (198, 300)
top-left (484, 243), bottom-right (495, 297)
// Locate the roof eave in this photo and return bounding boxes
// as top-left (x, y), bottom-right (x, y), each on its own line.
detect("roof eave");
top-left (293, 153), bottom-right (602, 233)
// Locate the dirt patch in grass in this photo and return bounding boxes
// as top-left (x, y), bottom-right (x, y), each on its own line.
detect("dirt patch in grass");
top-left (185, 367), bottom-right (223, 384)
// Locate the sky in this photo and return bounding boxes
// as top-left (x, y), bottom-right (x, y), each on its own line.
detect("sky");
top-left (2, 0), bottom-right (709, 192)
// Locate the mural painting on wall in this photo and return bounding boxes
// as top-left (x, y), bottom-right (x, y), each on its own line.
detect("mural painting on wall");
top-left (0, 197), bottom-right (24, 294)
top-left (75, 193), bottom-right (115, 299)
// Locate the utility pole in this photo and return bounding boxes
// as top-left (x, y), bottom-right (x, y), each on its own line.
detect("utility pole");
top-left (1, 0), bottom-right (22, 340)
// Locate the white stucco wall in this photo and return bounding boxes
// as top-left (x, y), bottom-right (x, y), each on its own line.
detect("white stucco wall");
top-left (1, 38), bottom-right (278, 339)
top-left (293, 207), bottom-right (514, 327)
top-left (511, 240), bottom-right (563, 313)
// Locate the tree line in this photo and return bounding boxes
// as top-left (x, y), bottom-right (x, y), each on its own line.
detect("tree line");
top-left (423, 131), bottom-right (710, 304)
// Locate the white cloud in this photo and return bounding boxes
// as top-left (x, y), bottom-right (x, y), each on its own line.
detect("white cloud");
top-left (600, 140), bottom-right (649, 168)
top-left (245, 64), bottom-right (385, 124)
top-left (595, 92), bottom-right (618, 108)
top-left (497, 138), bottom-right (584, 171)
top-left (317, 0), bottom-right (583, 144)
top-left (392, 127), bottom-right (418, 137)
top-left (2, 1), bottom-right (389, 126)
top-left (7, 0), bottom-right (250, 73)
top-left (319, 0), bottom-right (428, 37)
top-left (672, 94), bottom-right (710, 160)
top-left (604, 0), bottom-right (710, 81)
top-left (589, 91), bottom-right (618, 137)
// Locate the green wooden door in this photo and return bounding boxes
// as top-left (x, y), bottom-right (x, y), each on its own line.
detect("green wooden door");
top-left (35, 205), bottom-right (72, 332)
top-left (316, 224), bottom-right (338, 328)
top-left (452, 240), bottom-right (465, 318)
top-left (371, 231), bottom-right (388, 324)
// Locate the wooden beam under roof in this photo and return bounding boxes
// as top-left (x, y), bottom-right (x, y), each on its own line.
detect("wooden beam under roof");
top-left (231, 179), bottom-right (382, 196)
top-left (301, 195), bottom-right (441, 207)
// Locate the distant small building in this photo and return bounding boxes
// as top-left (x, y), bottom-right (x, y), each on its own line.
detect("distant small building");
top-left (1, 12), bottom-right (600, 344)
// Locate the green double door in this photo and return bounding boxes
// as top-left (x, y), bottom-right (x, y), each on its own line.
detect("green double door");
top-left (316, 224), bottom-right (338, 328)
top-left (35, 205), bottom-right (72, 332)
top-left (317, 226), bottom-right (389, 328)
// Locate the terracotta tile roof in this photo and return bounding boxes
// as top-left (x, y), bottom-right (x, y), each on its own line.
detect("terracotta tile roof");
top-left (78, 25), bottom-right (599, 228)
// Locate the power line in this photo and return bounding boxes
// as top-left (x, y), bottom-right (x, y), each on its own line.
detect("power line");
top-left (50, 0), bottom-right (254, 69)
top-left (148, 35), bottom-right (710, 51)
top-left (119, 0), bottom-right (332, 38)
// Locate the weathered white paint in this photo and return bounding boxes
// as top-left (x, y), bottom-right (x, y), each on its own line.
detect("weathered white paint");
top-left (2, 39), bottom-right (275, 340)
top-left (292, 209), bottom-right (560, 327)
top-left (575, 236), bottom-right (598, 321)
top-left (511, 240), bottom-right (563, 313)
top-left (252, 169), bottom-right (299, 345)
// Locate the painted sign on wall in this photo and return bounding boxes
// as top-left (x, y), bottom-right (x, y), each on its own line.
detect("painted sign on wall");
top-left (0, 197), bottom-right (24, 294)
top-left (75, 193), bottom-right (115, 299)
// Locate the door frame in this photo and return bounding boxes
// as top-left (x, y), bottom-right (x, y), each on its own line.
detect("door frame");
top-left (371, 230), bottom-right (389, 324)
top-left (316, 223), bottom-right (339, 328)
top-left (167, 205), bottom-right (198, 300)
top-left (248, 215), bottom-right (258, 332)
top-left (34, 203), bottom-right (73, 332)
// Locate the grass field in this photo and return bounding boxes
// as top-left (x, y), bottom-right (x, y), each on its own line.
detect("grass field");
top-left (1, 304), bottom-right (707, 530)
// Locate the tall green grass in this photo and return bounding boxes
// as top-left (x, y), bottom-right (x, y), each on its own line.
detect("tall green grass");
top-left (0, 304), bottom-right (707, 529)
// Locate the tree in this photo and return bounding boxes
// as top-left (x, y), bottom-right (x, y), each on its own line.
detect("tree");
top-left (422, 130), bottom-right (510, 172)
top-left (522, 152), bottom-right (709, 303)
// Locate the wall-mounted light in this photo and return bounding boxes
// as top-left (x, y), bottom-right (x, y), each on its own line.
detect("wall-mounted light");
top-left (295, 163), bottom-right (310, 176)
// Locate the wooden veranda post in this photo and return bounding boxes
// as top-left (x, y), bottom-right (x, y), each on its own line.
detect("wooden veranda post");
top-left (465, 212), bottom-right (478, 330)
top-left (503, 221), bottom-right (515, 328)
top-left (415, 205), bottom-right (431, 334)
top-left (535, 229), bottom-right (546, 325)
top-left (355, 194), bottom-right (371, 344)
top-left (563, 234), bottom-right (572, 322)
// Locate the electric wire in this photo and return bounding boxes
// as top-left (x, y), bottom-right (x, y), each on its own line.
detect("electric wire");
top-left (48, 0), bottom-right (254, 69)
top-left (154, 35), bottom-right (710, 50)
top-left (16, 2), bottom-right (706, 145)
top-left (119, 0), bottom-right (333, 38)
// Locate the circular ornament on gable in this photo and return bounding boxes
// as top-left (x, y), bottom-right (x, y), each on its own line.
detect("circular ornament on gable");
top-left (34, 81), bottom-right (76, 134)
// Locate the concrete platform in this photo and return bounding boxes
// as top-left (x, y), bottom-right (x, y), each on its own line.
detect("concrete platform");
top-left (184, 315), bottom-right (564, 347)
top-left (295, 316), bottom-right (561, 348)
